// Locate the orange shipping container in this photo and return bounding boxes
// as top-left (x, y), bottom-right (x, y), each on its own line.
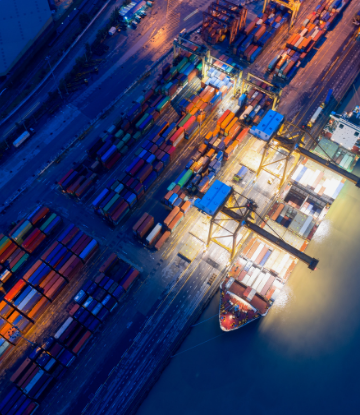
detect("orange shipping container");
top-left (164, 207), bottom-right (180, 227)
top-left (228, 122), bottom-right (241, 139)
top-left (220, 112), bottom-right (235, 131)
top-left (155, 231), bottom-right (171, 250)
top-left (185, 102), bottom-right (194, 113)
top-left (225, 117), bottom-right (238, 135)
top-left (217, 110), bottom-right (230, 126)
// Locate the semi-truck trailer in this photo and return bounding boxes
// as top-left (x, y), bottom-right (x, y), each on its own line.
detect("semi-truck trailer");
top-left (13, 128), bottom-right (35, 148)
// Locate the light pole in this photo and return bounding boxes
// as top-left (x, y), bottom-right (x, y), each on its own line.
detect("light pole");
top-left (45, 56), bottom-right (55, 80)
top-left (197, 109), bottom-right (205, 141)
top-left (46, 56), bottom-right (63, 99)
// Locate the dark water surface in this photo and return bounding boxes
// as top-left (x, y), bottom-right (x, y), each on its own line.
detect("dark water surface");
top-left (138, 178), bottom-right (360, 414)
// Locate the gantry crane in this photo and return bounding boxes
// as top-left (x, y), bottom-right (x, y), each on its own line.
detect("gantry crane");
top-left (263, 0), bottom-right (302, 27)
top-left (239, 72), bottom-right (282, 110)
top-left (255, 121), bottom-right (360, 190)
top-left (205, 189), bottom-right (319, 268)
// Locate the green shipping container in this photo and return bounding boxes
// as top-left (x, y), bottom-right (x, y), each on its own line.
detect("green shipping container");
top-left (0, 236), bottom-right (10, 251)
top-left (11, 254), bottom-right (29, 272)
top-left (111, 181), bottom-right (120, 190)
top-left (196, 62), bottom-right (202, 71)
top-left (178, 113), bottom-right (192, 128)
top-left (180, 62), bottom-right (191, 74)
top-left (40, 213), bottom-right (57, 232)
top-left (189, 54), bottom-right (197, 63)
top-left (120, 145), bottom-right (129, 155)
top-left (170, 67), bottom-right (178, 77)
top-left (135, 147), bottom-right (143, 156)
top-left (178, 169), bottom-right (193, 188)
top-left (136, 113), bottom-right (149, 130)
top-left (122, 133), bottom-right (131, 144)
top-left (133, 131), bottom-right (142, 141)
top-left (103, 194), bottom-right (121, 214)
top-left (156, 97), bottom-right (171, 113)
top-left (176, 57), bottom-right (188, 72)
top-left (117, 141), bottom-right (125, 151)
top-left (115, 129), bottom-right (124, 139)
top-left (12, 221), bottom-right (33, 242)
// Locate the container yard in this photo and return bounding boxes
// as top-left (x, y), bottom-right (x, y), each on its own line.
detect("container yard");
top-left (0, 0), bottom-right (359, 413)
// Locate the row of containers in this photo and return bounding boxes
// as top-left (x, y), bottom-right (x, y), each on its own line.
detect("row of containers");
top-left (237, 80), bottom-right (275, 125)
top-left (267, 0), bottom-right (351, 80)
top-left (232, 3), bottom-right (289, 63)
top-left (56, 49), bottom-right (204, 198)
top-left (90, 61), bottom-right (237, 227)
top-left (0, 207), bottom-right (63, 287)
top-left (130, 109), bottom-right (252, 252)
top-left (0, 253), bottom-right (140, 414)
top-left (220, 235), bottom-right (297, 330)
top-left (0, 212), bottom-right (98, 362)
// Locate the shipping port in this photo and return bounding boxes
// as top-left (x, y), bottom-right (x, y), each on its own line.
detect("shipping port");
top-left (0, 0), bottom-right (359, 414)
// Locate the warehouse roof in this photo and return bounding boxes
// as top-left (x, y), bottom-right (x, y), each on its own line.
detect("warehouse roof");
top-left (0, 0), bottom-right (53, 76)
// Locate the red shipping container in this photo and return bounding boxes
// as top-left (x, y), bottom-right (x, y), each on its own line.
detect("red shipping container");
top-left (136, 164), bottom-right (153, 183)
top-left (0, 243), bottom-right (18, 264)
top-left (61, 227), bottom-right (80, 246)
top-left (105, 152), bottom-right (121, 170)
top-left (41, 241), bottom-right (58, 261)
top-left (129, 159), bottom-right (145, 177)
top-left (73, 237), bottom-right (92, 256)
top-left (5, 280), bottom-right (26, 301)
top-left (111, 201), bottom-right (129, 223)
top-left (167, 146), bottom-right (176, 161)
top-left (30, 207), bottom-right (50, 225)
top-left (133, 213), bottom-right (149, 234)
top-left (137, 216), bottom-right (154, 238)
top-left (22, 229), bottom-right (42, 249)
top-left (122, 269), bottom-right (139, 291)
top-left (58, 169), bottom-right (74, 187)
top-left (72, 331), bottom-right (92, 354)
top-left (217, 109), bottom-right (231, 126)
top-left (26, 233), bottom-right (47, 254)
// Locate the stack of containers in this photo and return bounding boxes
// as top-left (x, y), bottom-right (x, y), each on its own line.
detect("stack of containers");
top-left (91, 120), bottom-right (182, 226)
top-left (132, 213), bottom-right (154, 239)
top-left (233, 5), bottom-right (289, 62)
top-left (268, 0), bottom-right (349, 80)
top-left (4, 280), bottom-right (50, 322)
top-left (0, 386), bottom-right (39, 414)
top-left (0, 254), bottom-right (141, 415)
top-left (58, 164), bottom-right (99, 195)
top-left (239, 82), bottom-right (274, 124)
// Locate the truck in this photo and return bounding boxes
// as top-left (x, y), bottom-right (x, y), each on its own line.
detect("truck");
top-left (108, 26), bottom-right (117, 36)
top-left (13, 128), bottom-right (35, 148)
top-left (307, 89), bottom-right (332, 128)
top-left (233, 166), bottom-right (248, 182)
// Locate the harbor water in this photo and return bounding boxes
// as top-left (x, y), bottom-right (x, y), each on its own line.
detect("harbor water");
top-left (138, 100), bottom-right (360, 414)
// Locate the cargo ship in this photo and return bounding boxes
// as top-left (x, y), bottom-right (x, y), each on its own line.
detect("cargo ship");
top-left (219, 235), bottom-right (294, 331)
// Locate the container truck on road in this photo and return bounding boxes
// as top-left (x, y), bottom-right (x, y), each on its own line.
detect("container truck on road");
top-left (13, 128), bottom-right (35, 148)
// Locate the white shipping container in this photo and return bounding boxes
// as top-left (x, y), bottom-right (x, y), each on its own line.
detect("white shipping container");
top-left (252, 272), bottom-right (266, 291)
top-left (247, 268), bottom-right (261, 286)
top-left (242, 273), bottom-right (251, 285)
top-left (146, 223), bottom-right (162, 245)
top-left (291, 165), bottom-right (303, 180)
top-left (257, 272), bottom-right (271, 293)
top-left (251, 243), bottom-right (264, 262)
top-left (55, 317), bottom-right (73, 339)
top-left (276, 253), bottom-right (290, 274)
top-left (299, 216), bottom-right (313, 236)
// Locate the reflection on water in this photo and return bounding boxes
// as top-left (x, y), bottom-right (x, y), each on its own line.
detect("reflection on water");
top-left (138, 181), bottom-right (360, 415)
